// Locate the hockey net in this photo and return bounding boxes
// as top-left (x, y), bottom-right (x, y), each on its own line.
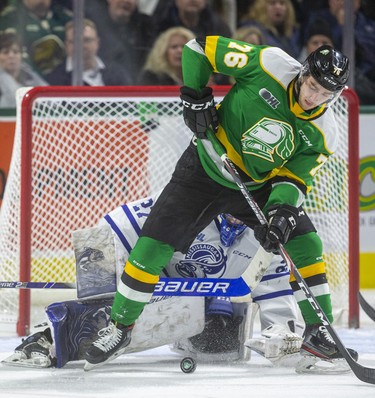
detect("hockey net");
top-left (0, 86), bottom-right (359, 336)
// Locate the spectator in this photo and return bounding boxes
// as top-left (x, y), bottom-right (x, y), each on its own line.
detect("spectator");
top-left (291, 0), bottom-right (328, 34)
top-left (232, 25), bottom-right (265, 45)
top-left (0, 0), bottom-right (72, 75)
top-left (355, 1), bottom-right (375, 81)
top-left (305, 1), bottom-right (375, 83)
top-left (298, 19), bottom-right (334, 62)
top-left (154, 0), bottom-right (232, 85)
top-left (155, 0), bottom-right (232, 38)
top-left (85, 0), bottom-right (157, 84)
top-left (137, 27), bottom-right (195, 86)
top-left (241, 0), bottom-right (301, 58)
top-left (302, 0), bottom-right (349, 50)
top-left (0, 31), bottom-right (48, 108)
top-left (45, 19), bottom-right (132, 86)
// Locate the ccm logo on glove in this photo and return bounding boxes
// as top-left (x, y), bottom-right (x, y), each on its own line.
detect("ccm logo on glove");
top-left (180, 86), bottom-right (219, 139)
top-left (181, 98), bottom-right (214, 110)
top-left (254, 204), bottom-right (299, 254)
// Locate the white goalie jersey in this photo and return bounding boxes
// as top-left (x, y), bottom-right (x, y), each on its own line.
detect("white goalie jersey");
top-left (96, 194), bottom-right (302, 331)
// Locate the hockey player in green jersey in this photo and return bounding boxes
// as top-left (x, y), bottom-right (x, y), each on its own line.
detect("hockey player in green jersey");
top-left (85, 36), bottom-right (356, 372)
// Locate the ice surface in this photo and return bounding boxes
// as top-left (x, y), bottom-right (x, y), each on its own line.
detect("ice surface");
top-left (1, 290), bottom-right (375, 398)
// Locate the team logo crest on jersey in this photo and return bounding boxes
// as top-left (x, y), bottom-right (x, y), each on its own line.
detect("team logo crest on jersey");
top-left (241, 117), bottom-right (295, 162)
top-left (175, 244), bottom-right (227, 278)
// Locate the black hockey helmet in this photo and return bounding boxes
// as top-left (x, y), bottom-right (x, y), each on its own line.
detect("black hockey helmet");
top-left (303, 45), bottom-right (350, 92)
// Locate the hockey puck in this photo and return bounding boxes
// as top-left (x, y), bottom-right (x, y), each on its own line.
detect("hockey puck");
top-left (180, 357), bottom-right (197, 373)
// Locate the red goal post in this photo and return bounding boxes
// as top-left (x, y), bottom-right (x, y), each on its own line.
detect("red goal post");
top-left (0, 86), bottom-right (359, 336)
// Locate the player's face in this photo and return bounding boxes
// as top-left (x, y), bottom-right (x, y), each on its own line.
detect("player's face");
top-left (166, 34), bottom-right (186, 70)
top-left (298, 76), bottom-right (334, 110)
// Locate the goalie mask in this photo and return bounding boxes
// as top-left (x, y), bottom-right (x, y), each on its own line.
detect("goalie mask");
top-left (297, 45), bottom-right (349, 107)
top-left (220, 214), bottom-right (247, 247)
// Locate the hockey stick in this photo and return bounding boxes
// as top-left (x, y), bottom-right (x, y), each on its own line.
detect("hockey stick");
top-left (0, 277), bottom-right (251, 297)
top-left (205, 129), bottom-right (375, 385)
top-left (0, 281), bottom-right (76, 289)
top-left (359, 291), bottom-right (375, 322)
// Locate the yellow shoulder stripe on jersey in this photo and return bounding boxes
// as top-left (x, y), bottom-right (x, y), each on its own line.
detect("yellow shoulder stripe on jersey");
top-left (289, 261), bottom-right (326, 282)
top-left (125, 261), bottom-right (159, 284)
top-left (205, 36), bottom-right (219, 72)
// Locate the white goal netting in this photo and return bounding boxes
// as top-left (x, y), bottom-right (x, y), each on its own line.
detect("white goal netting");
top-left (0, 86), bottom-right (359, 335)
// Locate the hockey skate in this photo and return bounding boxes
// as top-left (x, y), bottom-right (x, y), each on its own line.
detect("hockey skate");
top-left (84, 321), bottom-right (134, 371)
top-left (296, 324), bottom-right (358, 374)
top-left (2, 328), bottom-right (54, 368)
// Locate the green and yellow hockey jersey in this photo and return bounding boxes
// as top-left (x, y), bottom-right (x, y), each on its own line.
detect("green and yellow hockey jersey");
top-left (182, 36), bottom-right (339, 209)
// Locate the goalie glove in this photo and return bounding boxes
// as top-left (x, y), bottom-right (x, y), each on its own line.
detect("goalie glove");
top-left (180, 86), bottom-right (219, 139)
top-left (254, 204), bottom-right (299, 254)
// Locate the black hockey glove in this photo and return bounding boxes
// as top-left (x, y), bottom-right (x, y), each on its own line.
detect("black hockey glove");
top-left (180, 86), bottom-right (219, 139)
top-left (254, 205), bottom-right (299, 254)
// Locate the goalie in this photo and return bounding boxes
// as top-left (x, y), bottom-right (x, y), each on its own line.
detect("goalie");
top-left (3, 194), bottom-right (304, 369)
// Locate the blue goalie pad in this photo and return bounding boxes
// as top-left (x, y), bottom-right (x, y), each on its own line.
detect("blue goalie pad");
top-left (207, 297), bottom-right (234, 317)
top-left (46, 298), bottom-right (113, 368)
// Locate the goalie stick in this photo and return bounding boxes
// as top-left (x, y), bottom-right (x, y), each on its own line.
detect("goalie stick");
top-left (0, 277), bottom-right (251, 297)
top-left (205, 129), bottom-right (375, 385)
top-left (359, 291), bottom-right (375, 322)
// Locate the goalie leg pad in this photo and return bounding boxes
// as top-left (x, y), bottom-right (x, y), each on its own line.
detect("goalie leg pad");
top-left (46, 298), bottom-right (113, 368)
top-left (72, 225), bottom-right (117, 299)
top-left (46, 295), bottom-right (205, 367)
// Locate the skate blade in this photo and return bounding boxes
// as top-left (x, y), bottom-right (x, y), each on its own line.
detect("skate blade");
top-left (295, 355), bottom-right (351, 375)
top-left (271, 352), bottom-right (302, 368)
top-left (83, 347), bottom-right (127, 371)
top-left (2, 353), bottom-right (51, 368)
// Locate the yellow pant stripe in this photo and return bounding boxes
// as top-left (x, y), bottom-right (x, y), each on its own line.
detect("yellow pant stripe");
top-left (289, 262), bottom-right (326, 282)
top-left (125, 261), bottom-right (159, 284)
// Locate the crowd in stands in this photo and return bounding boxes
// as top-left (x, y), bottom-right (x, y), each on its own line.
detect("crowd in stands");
top-left (0, 0), bottom-right (374, 108)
